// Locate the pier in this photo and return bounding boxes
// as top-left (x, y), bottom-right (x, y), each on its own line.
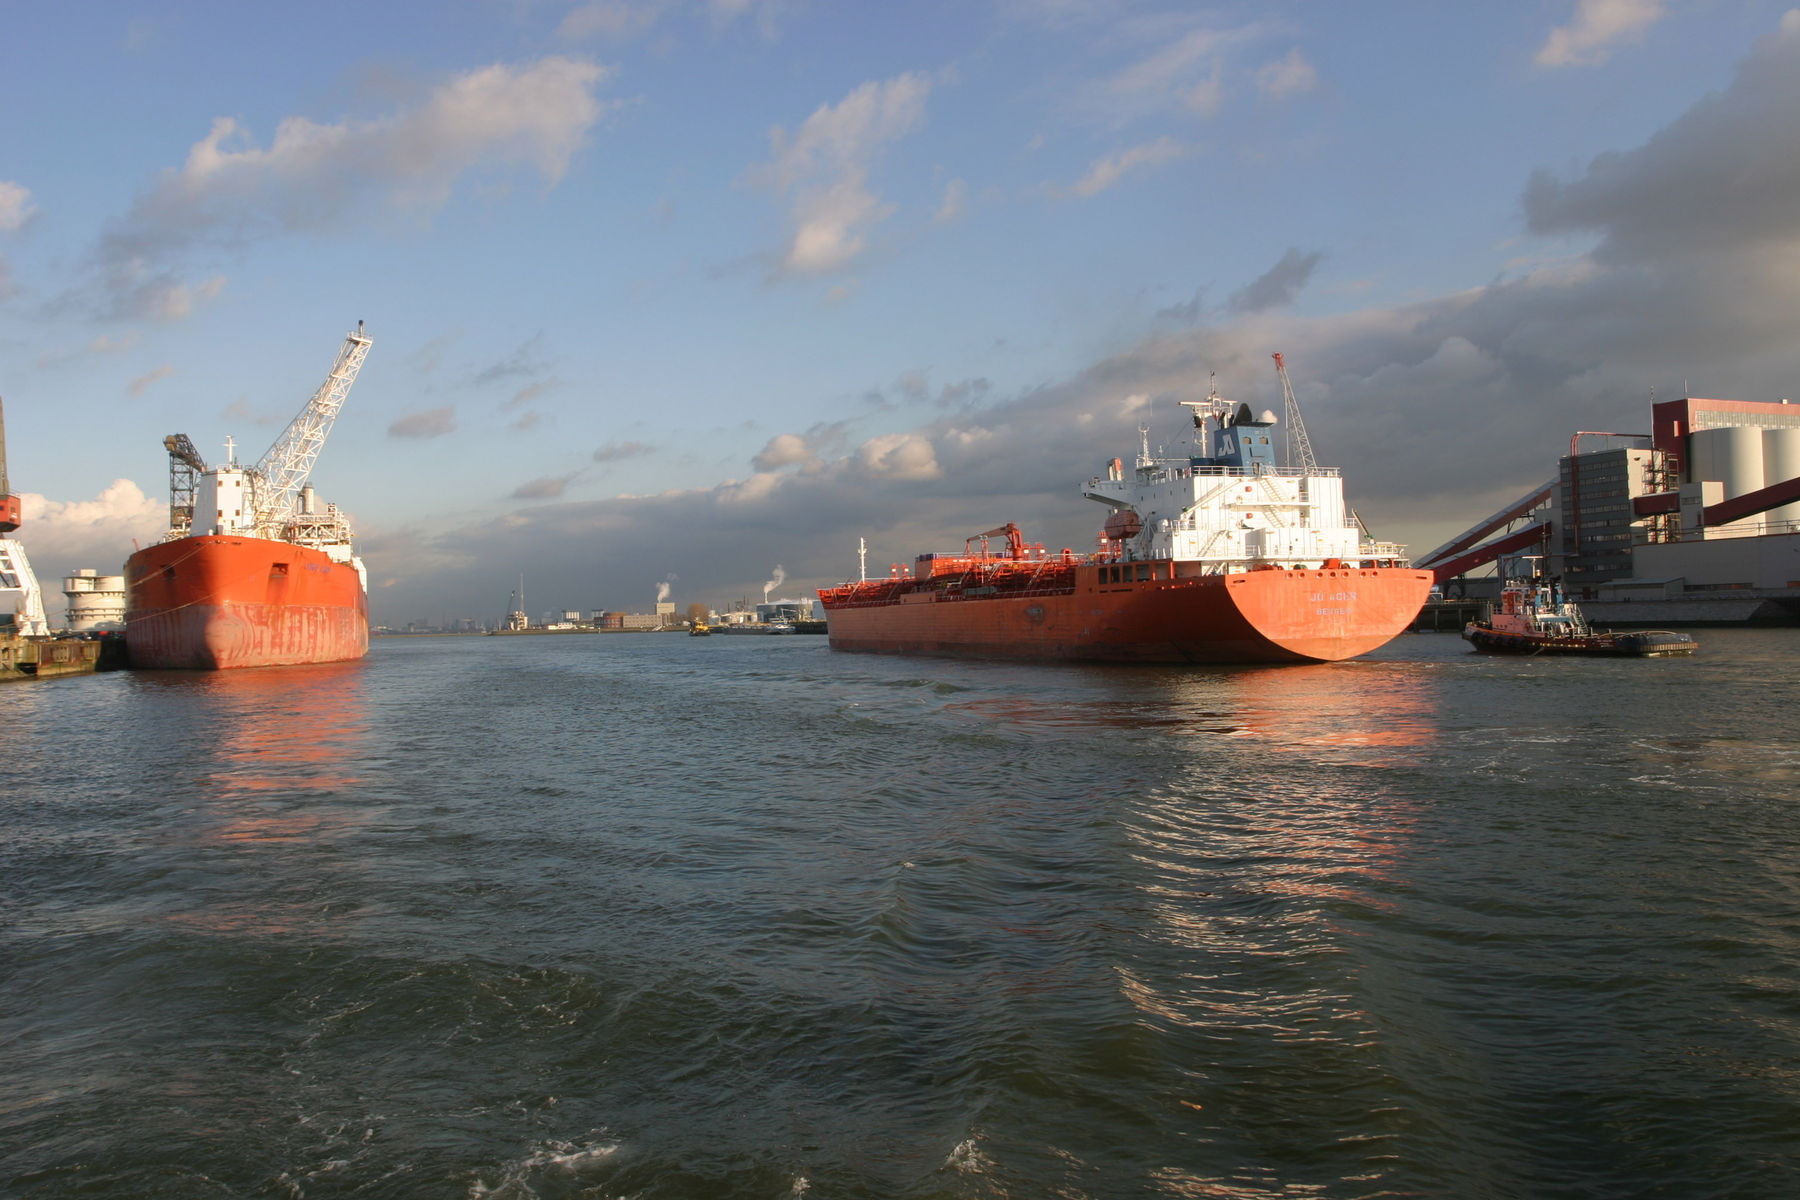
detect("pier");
top-left (1410, 598), bottom-right (1487, 632)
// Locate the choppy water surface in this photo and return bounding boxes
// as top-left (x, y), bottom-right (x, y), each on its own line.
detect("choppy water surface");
top-left (3, 629), bottom-right (1798, 1198)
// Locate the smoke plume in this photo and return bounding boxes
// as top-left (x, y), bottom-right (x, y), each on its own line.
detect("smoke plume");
top-left (762, 564), bottom-right (786, 603)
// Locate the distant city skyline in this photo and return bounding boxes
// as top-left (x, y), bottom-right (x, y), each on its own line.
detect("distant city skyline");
top-left (6, 1), bottom-right (1800, 624)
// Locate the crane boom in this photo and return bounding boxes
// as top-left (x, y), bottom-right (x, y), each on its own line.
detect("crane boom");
top-left (968, 522), bottom-right (1026, 559)
top-left (1271, 352), bottom-right (1318, 474)
top-left (250, 322), bottom-right (372, 536)
top-left (0, 394), bottom-right (19, 533)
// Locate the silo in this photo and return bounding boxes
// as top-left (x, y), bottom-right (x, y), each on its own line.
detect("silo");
top-left (62, 568), bottom-right (127, 632)
top-left (1764, 427), bottom-right (1800, 530)
top-left (1689, 426), bottom-right (1766, 533)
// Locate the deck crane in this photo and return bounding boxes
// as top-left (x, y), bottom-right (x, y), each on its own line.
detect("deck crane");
top-left (1271, 352), bottom-right (1318, 475)
top-left (967, 522), bottom-right (1027, 560)
top-left (0, 394), bottom-right (50, 636)
top-left (247, 321), bottom-right (373, 538)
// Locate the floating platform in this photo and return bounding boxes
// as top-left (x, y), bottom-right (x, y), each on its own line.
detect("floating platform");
top-left (1, 633), bottom-right (126, 681)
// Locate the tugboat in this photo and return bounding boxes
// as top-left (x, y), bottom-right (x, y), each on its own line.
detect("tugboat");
top-left (1463, 576), bottom-right (1696, 657)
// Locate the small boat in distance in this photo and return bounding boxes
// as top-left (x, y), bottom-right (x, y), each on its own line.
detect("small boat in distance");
top-left (1464, 576), bottom-right (1696, 657)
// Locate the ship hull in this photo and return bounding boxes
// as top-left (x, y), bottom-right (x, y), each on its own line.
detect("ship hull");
top-left (1463, 624), bottom-right (1697, 657)
top-left (821, 564), bottom-right (1432, 664)
top-left (124, 536), bottom-right (368, 670)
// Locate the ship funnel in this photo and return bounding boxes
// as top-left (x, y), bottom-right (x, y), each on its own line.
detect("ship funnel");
top-left (300, 483), bottom-right (316, 514)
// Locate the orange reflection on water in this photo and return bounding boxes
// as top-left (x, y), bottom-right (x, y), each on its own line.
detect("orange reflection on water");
top-left (134, 659), bottom-right (379, 938)
top-left (203, 659), bottom-right (372, 798)
top-left (1209, 661), bottom-right (1439, 762)
top-left (1105, 660), bottom-right (1448, 1047)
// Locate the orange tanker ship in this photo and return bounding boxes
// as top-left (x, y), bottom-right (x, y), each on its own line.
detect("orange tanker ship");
top-left (124, 325), bottom-right (373, 671)
top-left (818, 361), bottom-right (1432, 664)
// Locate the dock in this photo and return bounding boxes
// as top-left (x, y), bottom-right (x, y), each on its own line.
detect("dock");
top-left (1410, 598), bottom-right (1488, 633)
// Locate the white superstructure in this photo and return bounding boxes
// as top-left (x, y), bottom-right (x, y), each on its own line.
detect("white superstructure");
top-left (1081, 378), bottom-right (1406, 571)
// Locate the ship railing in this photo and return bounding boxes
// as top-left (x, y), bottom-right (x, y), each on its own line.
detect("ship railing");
top-left (1090, 462), bottom-right (1341, 489)
top-left (1359, 540), bottom-right (1410, 562)
top-left (822, 581), bottom-right (1079, 608)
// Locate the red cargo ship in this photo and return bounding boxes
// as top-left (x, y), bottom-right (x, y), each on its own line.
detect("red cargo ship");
top-left (124, 325), bottom-right (373, 671)
top-left (818, 361), bottom-right (1432, 664)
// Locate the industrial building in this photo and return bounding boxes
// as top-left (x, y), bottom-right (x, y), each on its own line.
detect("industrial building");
top-left (1418, 396), bottom-right (1800, 623)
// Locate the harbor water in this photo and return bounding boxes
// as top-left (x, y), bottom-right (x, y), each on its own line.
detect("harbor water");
top-left (3, 630), bottom-right (1798, 1198)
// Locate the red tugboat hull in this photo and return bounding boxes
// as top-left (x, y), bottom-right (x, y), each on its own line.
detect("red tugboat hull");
top-left (820, 562), bottom-right (1431, 664)
top-left (123, 535), bottom-right (368, 670)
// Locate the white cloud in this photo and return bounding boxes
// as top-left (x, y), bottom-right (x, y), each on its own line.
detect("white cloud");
top-left (0, 181), bottom-right (33, 232)
top-left (1255, 48), bottom-right (1317, 99)
top-left (97, 56), bottom-right (609, 319)
top-left (935, 178), bottom-right (967, 225)
top-left (854, 432), bottom-right (940, 480)
top-left (127, 364), bottom-right (175, 396)
top-left (1082, 22), bottom-right (1254, 123)
top-left (512, 474), bottom-right (578, 500)
top-left (746, 73), bottom-right (932, 277)
top-left (753, 432), bottom-right (815, 470)
top-left (708, 0), bottom-right (788, 36)
top-left (35, 332), bottom-right (140, 370)
top-left (103, 267), bottom-right (225, 323)
top-left (1536, 0), bottom-right (1666, 68)
top-left (389, 407), bottom-right (457, 439)
top-left (1071, 137), bottom-right (1187, 197)
top-left (593, 440), bottom-right (654, 463)
top-left (18, 479), bottom-right (167, 581)
top-left (558, 0), bottom-right (666, 42)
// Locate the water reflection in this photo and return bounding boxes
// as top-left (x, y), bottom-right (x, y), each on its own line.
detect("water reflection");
top-left (124, 661), bottom-right (378, 938)
top-left (1089, 661), bottom-right (1445, 1182)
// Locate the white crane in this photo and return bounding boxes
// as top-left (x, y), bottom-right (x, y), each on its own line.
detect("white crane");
top-left (249, 322), bottom-right (372, 537)
top-left (0, 395), bottom-right (49, 637)
top-left (1271, 351), bottom-right (1318, 475)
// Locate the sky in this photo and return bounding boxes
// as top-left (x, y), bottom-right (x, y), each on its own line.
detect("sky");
top-left (5, 0), bottom-right (1800, 625)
